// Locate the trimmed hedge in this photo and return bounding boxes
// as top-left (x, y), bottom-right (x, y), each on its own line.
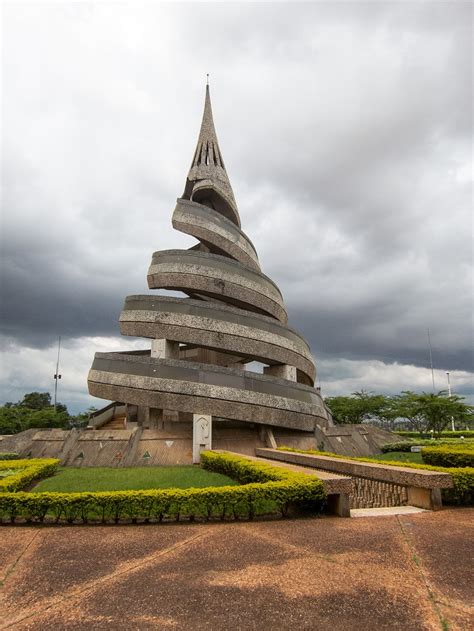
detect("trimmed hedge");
top-left (278, 446), bottom-right (473, 506)
top-left (395, 430), bottom-right (474, 439)
top-left (382, 439), bottom-right (474, 453)
top-left (0, 459), bottom-right (59, 492)
top-left (0, 452), bottom-right (326, 524)
top-left (0, 453), bottom-right (20, 461)
top-left (421, 445), bottom-right (474, 468)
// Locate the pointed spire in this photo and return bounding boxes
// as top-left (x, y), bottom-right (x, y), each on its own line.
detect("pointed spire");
top-left (184, 83), bottom-right (240, 226)
top-left (190, 84), bottom-right (226, 171)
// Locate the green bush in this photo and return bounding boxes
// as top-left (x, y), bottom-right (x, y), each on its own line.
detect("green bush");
top-left (381, 439), bottom-right (474, 453)
top-left (278, 446), bottom-right (473, 506)
top-left (395, 430), bottom-right (474, 439)
top-left (0, 452), bottom-right (326, 524)
top-left (0, 459), bottom-right (59, 492)
top-left (0, 453), bottom-right (20, 460)
top-left (421, 444), bottom-right (474, 468)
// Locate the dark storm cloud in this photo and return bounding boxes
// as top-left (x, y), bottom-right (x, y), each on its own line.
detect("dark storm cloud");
top-left (1, 2), bottom-right (472, 399)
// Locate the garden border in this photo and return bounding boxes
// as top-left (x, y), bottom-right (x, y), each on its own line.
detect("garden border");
top-left (0, 451), bottom-right (326, 525)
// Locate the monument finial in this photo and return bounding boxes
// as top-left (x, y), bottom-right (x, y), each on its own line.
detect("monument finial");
top-left (183, 80), bottom-right (240, 225)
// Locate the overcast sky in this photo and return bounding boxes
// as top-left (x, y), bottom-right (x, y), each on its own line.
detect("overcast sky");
top-left (1, 1), bottom-right (472, 413)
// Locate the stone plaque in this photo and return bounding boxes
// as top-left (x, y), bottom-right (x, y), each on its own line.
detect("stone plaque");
top-left (193, 414), bottom-right (212, 463)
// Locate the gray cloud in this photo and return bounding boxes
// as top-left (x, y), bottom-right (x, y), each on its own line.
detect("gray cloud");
top-left (1, 2), bottom-right (472, 405)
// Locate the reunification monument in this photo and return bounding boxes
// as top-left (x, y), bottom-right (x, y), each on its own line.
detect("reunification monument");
top-left (87, 85), bottom-right (333, 461)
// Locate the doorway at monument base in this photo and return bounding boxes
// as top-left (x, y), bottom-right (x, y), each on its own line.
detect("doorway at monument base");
top-left (0, 423), bottom-right (406, 467)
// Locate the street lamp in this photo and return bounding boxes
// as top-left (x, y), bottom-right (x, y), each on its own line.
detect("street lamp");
top-left (53, 336), bottom-right (62, 412)
top-left (446, 371), bottom-right (455, 431)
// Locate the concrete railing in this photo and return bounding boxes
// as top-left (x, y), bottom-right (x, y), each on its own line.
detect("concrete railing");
top-left (256, 448), bottom-right (454, 511)
top-left (87, 403), bottom-right (126, 430)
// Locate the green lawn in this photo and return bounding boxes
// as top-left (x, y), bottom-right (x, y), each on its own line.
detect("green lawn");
top-left (31, 466), bottom-right (238, 493)
top-left (376, 451), bottom-right (423, 464)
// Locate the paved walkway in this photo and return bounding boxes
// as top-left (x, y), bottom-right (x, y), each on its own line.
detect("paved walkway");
top-left (0, 508), bottom-right (472, 630)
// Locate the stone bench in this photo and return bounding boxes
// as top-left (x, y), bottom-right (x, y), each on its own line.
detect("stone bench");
top-left (255, 448), bottom-right (454, 511)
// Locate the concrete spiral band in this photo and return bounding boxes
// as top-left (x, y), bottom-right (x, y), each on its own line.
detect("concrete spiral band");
top-left (88, 85), bottom-right (332, 431)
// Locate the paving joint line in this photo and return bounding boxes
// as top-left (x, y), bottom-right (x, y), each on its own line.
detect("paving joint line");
top-left (246, 523), bottom-right (340, 564)
top-left (0, 529), bottom-right (42, 587)
top-left (1, 527), bottom-right (212, 629)
top-left (396, 515), bottom-right (451, 631)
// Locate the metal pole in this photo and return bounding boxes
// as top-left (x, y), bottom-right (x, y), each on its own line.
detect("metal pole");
top-left (446, 371), bottom-right (455, 431)
top-left (427, 328), bottom-right (435, 392)
top-left (54, 336), bottom-right (61, 411)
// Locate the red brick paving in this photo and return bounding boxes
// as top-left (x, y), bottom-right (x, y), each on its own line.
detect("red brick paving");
top-left (0, 509), bottom-right (472, 630)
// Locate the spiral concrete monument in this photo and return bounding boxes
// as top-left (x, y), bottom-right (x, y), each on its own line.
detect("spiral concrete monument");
top-left (88, 85), bottom-right (332, 459)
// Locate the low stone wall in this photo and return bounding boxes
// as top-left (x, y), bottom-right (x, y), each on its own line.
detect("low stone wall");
top-left (351, 477), bottom-right (408, 509)
top-left (256, 448), bottom-right (453, 511)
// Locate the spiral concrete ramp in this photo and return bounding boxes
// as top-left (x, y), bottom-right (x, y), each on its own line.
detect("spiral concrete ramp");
top-left (88, 85), bottom-right (332, 433)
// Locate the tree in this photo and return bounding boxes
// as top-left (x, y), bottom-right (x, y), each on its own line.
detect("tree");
top-left (390, 390), bottom-right (474, 436)
top-left (70, 406), bottom-right (97, 429)
top-left (19, 392), bottom-right (52, 410)
top-left (325, 390), bottom-right (392, 426)
top-left (0, 392), bottom-right (70, 434)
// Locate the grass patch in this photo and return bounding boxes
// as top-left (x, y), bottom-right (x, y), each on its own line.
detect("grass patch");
top-left (31, 466), bottom-right (238, 493)
top-left (375, 451), bottom-right (423, 464)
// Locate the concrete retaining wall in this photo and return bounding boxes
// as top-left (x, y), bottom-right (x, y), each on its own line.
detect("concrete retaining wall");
top-left (256, 448), bottom-right (453, 511)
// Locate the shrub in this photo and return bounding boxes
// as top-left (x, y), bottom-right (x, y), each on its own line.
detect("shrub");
top-left (381, 439), bottom-right (474, 453)
top-left (421, 444), bottom-right (474, 468)
top-left (395, 430), bottom-right (474, 439)
top-left (0, 453), bottom-right (20, 461)
top-left (0, 459), bottom-right (59, 492)
top-left (278, 446), bottom-right (473, 506)
top-left (0, 452), bottom-right (326, 524)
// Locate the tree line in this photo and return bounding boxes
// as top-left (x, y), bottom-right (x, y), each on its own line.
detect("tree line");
top-left (0, 392), bottom-right (92, 435)
top-left (325, 390), bottom-right (473, 435)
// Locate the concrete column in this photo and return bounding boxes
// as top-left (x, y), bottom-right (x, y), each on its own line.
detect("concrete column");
top-left (259, 425), bottom-right (277, 449)
top-left (193, 414), bottom-right (212, 464)
top-left (407, 486), bottom-right (443, 511)
top-left (326, 493), bottom-right (351, 517)
top-left (150, 340), bottom-right (180, 424)
top-left (264, 364), bottom-right (297, 382)
top-left (151, 338), bottom-right (180, 359)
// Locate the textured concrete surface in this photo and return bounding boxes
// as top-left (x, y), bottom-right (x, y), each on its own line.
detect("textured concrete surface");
top-left (87, 84), bottom-right (336, 437)
top-left (119, 295), bottom-right (316, 382)
top-left (216, 450), bottom-right (353, 497)
top-left (258, 448), bottom-right (453, 488)
top-left (0, 425), bottom-right (410, 470)
top-left (88, 353), bottom-right (330, 431)
top-left (0, 509), bottom-right (472, 630)
top-left (313, 424), bottom-right (410, 458)
top-left (172, 198), bottom-right (260, 270)
top-left (351, 506), bottom-right (427, 517)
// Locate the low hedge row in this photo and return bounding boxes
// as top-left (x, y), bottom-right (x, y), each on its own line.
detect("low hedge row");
top-left (395, 430), bottom-right (474, 439)
top-left (0, 459), bottom-right (59, 492)
top-left (0, 453), bottom-right (20, 461)
top-left (381, 439), bottom-right (473, 453)
top-left (278, 447), bottom-right (473, 505)
top-left (0, 452), bottom-right (326, 524)
top-left (421, 445), bottom-right (474, 468)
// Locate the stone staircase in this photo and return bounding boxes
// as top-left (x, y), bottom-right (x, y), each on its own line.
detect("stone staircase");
top-left (99, 415), bottom-right (127, 430)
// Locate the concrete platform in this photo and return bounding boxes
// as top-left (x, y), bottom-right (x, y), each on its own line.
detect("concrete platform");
top-left (0, 508), bottom-right (472, 630)
top-left (351, 506), bottom-right (427, 518)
